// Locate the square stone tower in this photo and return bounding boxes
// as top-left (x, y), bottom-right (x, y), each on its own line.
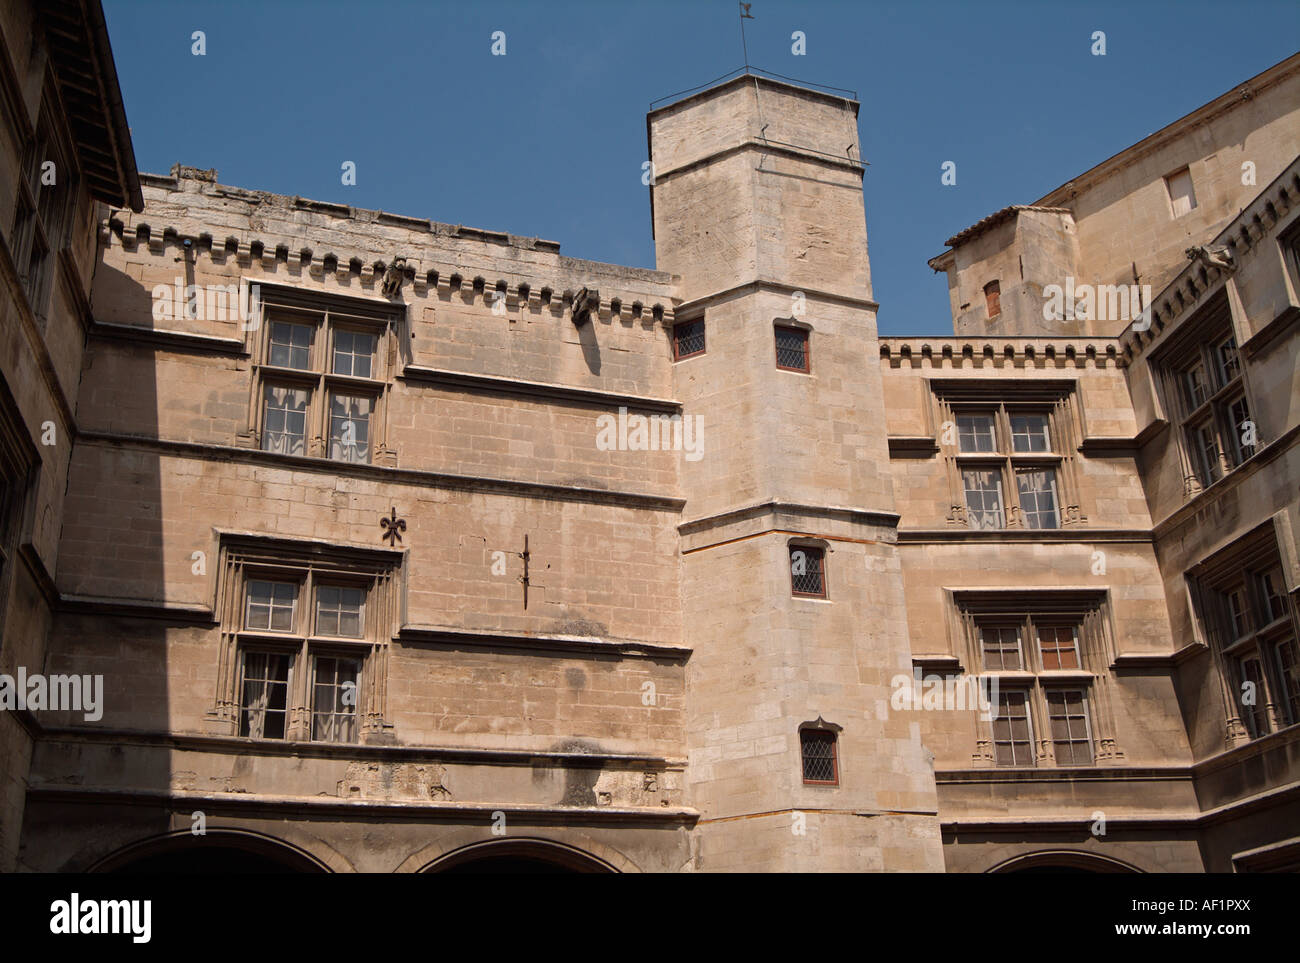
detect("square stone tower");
top-left (649, 75), bottom-right (944, 870)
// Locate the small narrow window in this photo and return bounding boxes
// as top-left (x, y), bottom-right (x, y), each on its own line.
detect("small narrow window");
top-left (312, 656), bottom-right (361, 743)
top-left (956, 412), bottom-right (997, 453)
top-left (800, 729), bottom-right (838, 785)
top-left (245, 580), bottom-right (298, 632)
top-left (983, 280), bottom-right (1001, 318)
top-left (789, 545), bottom-right (826, 598)
top-left (316, 585), bottom-right (365, 638)
top-left (333, 330), bottom-right (377, 378)
top-left (1009, 413), bottom-right (1051, 453)
top-left (1236, 657), bottom-right (1269, 739)
top-left (1273, 638), bottom-right (1300, 727)
top-left (262, 385), bottom-right (309, 456)
top-left (328, 393), bottom-right (372, 464)
top-left (774, 325), bottom-right (810, 372)
top-left (992, 691), bottom-right (1034, 767)
top-left (1015, 467), bottom-right (1060, 529)
top-left (268, 320), bottom-right (314, 370)
top-left (980, 625), bottom-right (1023, 671)
top-left (672, 319), bottom-right (706, 360)
top-left (1046, 689), bottom-right (1093, 765)
top-left (962, 468), bottom-right (1005, 530)
top-left (239, 651), bottom-right (292, 739)
top-left (1165, 167), bottom-right (1198, 218)
top-left (1256, 567), bottom-right (1288, 625)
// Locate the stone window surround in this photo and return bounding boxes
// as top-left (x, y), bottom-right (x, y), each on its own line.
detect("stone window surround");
top-left (945, 588), bottom-right (1124, 768)
top-left (798, 716), bottom-right (842, 786)
top-left (8, 71), bottom-right (77, 325)
top-left (788, 537), bottom-right (829, 600)
top-left (1150, 291), bottom-right (1260, 498)
top-left (207, 532), bottom-right (404, 743)
top-left (0, 389), bottom-right (40, 649)
top-left (930, 380), bottom-right (1087, 529)
top-left (238, 284), bottom-right (402, 467)
top-left (1186, 519), bottom-right (1300, 749)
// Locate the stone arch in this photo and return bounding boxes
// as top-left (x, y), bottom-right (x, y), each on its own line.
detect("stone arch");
top-left (987, 849), bottom-right (1144, 874)
top-left (82, 827), bottom-right (352, 874)
top-left (397, 830), bottom-right (639, 874)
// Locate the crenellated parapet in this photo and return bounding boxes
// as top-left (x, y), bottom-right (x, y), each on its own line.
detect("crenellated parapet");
top-left (879, 337), bottom-right (1122, 370)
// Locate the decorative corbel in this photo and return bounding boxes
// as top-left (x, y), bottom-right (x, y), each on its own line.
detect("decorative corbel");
top-left (571, 285), bottom-right (599, 326)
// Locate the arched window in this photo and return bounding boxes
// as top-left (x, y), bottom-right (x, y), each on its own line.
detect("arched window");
top-left (799, 720), bottom-right (840, 785)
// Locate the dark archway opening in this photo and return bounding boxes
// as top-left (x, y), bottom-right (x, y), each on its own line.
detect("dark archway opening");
top-left (424, 839), bottom-right (615, 874)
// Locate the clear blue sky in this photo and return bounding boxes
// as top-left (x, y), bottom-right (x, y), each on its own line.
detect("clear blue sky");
top-left (102, 0), bottom-right (1298, 335)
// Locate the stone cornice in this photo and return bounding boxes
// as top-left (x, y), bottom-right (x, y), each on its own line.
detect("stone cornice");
top-left (110, 179), bottom-right (676, 327)
top-left (32, 726), bottom-right (686, 770)
top-left (75, 430), bottom-right (686, 512)
top-left (897, 528), bottom-right (1152, 544)
top-left (26, 784), bottom-right (699, 824)
top-left (678, 499), bottom-right (900, 537)
top-left (673, 278), bottom-right (878, 315)
top-left (879, 337), bottom-right (1121, 370)
top-left (398, 625), bottom-right (691, 661)
top-left (1120, 155), bottom-right (1300, 365)
top-left (399, 365), bottom-right (681, 414)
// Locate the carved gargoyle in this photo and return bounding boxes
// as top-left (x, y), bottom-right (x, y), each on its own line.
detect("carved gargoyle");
top-left (381, 256), bottom-right (408, 298)
top-left (571, 285), bottom-right (599, 326)
top-left (1186, 245), bottom-right (1235, 273)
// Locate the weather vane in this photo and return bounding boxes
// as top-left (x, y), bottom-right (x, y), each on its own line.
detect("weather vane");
top-left (739, 2), bottom-right (755, 69)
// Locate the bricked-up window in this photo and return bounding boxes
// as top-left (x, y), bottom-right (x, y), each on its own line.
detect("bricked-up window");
top-left (217, 534), bottom-right (403, 743)
top-left (1165, 167), bottom-right (1198, 218)
top-left (984, 280), bottom-right (1001, 319)
top-left (672, 319), bottom-right (706, 360)
top-left (1155, 294), bottom-right (1257, 495)
top-left (993, 691), bottom-right (1035, 767)
top-left (1046, 689), bottom-right (1094, 765)
top-left (800, 729), bottom-right (838, 784)
top-left (239, 651), bottom-right (292, 739)
top-left (250, 287), bottom-right (397, 465)
top-left (312, 656), bottom-right (361, 743)
top-left (10, 95), bottom-right (75, 322)
top-left (789, 545), bottom-right (826, 598)
top-left (1189, 524), bottom-right (1300, 740)
top-left (775, 325), bottom-right (810, 372)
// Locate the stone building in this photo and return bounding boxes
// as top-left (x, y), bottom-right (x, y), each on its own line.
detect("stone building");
top-left (1, 1), bottom-right (1297, 872)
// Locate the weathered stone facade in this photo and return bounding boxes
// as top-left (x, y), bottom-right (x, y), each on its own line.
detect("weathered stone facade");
top-left (1, 4), bottom-right (1297, 872)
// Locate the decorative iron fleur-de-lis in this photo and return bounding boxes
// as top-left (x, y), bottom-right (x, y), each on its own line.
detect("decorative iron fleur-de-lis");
top-left (380, 506), bottom-right (406, 546)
